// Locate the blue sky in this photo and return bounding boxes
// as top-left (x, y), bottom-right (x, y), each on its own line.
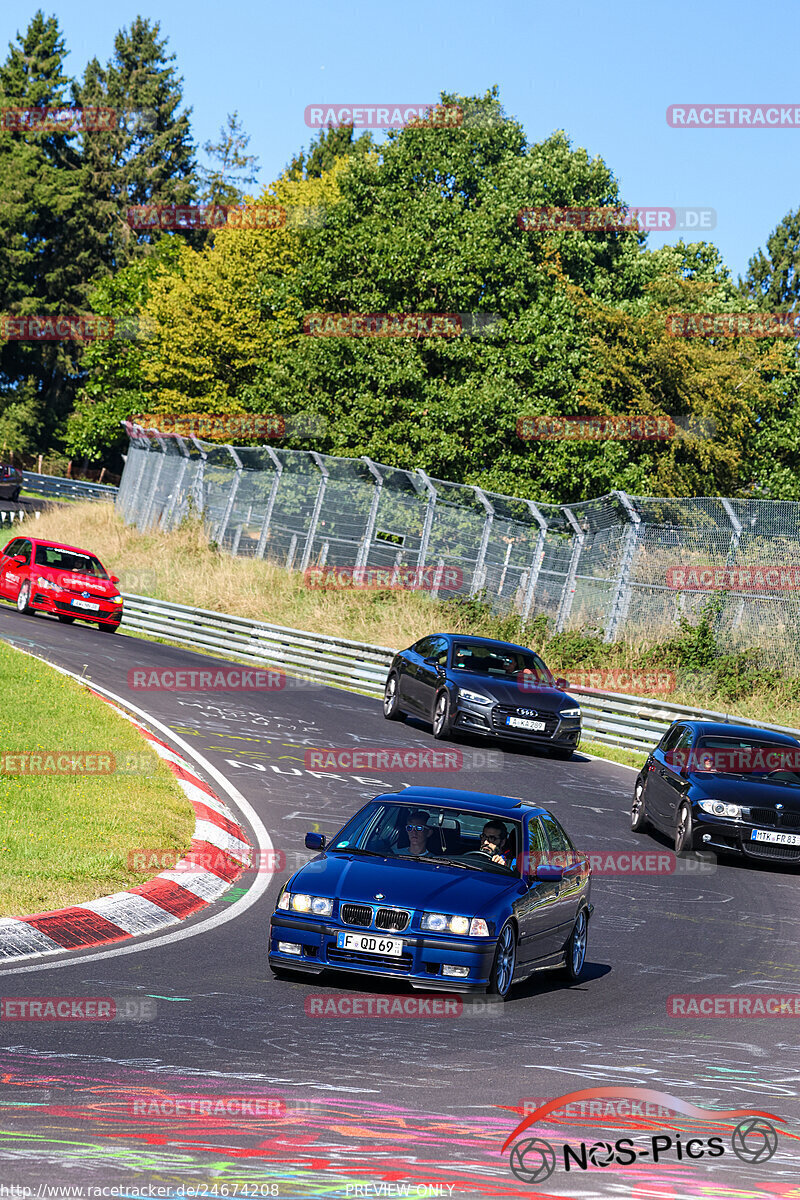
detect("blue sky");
top-left (4, 0), bottom-right (798, 283)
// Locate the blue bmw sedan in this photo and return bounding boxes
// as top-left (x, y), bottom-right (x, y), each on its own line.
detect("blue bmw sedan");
top-left (268, 786), bottom-right (593, 999)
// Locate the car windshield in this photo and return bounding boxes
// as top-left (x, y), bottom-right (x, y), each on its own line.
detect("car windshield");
top-left (451, 642), bottom-right (552, 681)
top-left (330, 802), bottom-right (522, 875)
top-left (688, 736), bottom-right (800, 783)
top-left (34, 546), bottom-right (108, 578)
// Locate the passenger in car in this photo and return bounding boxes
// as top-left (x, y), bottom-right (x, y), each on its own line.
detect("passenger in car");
top-left (396, 810), bottom-right (433, 857)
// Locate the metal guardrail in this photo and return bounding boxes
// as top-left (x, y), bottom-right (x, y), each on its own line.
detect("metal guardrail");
top-left (21, 471), bottom-right (118, 502)
top-left (119, 593), bottom-right (800, 756)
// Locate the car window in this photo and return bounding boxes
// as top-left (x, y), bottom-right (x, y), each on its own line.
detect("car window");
top-left (527, 817), bottom-right (549, 872)
top-left (428, 636), bottom-right (449, 666)
top-left (660, 724), bottom-right (687, 753)
top-left (451, 641), bottom-right (551, 679)
top-left (414, 637), bottom-right (435, 658)
top-left (2, 539), bottom-right (21, 558)
top-left (33, 545), bottom-right (108, 576)
top-left (540, 813), bottom-right (576, 862)
top-left (16, 541), bottom-right (32, 565)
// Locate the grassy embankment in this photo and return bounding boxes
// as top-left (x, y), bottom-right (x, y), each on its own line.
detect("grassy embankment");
top-left (19, 501), bottom-right (800, 773)
top-left (0, 640), bottom-right (195, 916)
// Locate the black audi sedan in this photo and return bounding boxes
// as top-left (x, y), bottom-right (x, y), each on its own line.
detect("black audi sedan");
top-left (632, 719), bottom-right (800, 863)
top-left (382, 633), bottom-right (581, 759)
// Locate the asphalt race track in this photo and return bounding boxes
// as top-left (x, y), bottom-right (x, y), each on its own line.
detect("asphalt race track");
top-left (0, 604), bottom-right (798, 1198)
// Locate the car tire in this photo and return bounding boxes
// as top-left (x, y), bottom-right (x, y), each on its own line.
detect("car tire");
top-left (98, 623), bottom-right (120, 633)
top-left (631, 783), bottom-right (649, 832)
top-left (675, 802), bottom-right (694, 853)
top-left (16, 581), bottom-right (34, 614)
top-left (487, 921), bottom-right (517, 998)
top-left (383, 674), bottom-right (406, 721)
top-left (560, 908), bottom-right (589, 982)
top-left (57, 615), bottom-right (76, 624)
top-left (10, 487), bottom-right (20, 502)
top-left (432, 691), bottom-right (453, 740)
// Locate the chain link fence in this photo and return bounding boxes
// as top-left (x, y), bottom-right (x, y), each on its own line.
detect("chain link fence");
top-left (116, 428), bottom-right (800, 669)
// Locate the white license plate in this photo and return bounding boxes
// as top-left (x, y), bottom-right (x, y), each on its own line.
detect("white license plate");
top-left (336, 932), bottom-right (404, 956)
top-left (751, 829), bottom-right (800, 846)
top-left (507, 716), bottom-right (546, 731)
top-left (72, 600), bottom-right (100, 611)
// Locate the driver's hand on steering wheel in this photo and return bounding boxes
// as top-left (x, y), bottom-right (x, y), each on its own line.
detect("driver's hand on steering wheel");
top-left (490, 852), bottom-right (507, 865)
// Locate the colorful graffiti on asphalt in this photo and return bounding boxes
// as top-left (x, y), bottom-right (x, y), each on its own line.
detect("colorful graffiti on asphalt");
top-left (0, 1050), bottom-right (797, 1197)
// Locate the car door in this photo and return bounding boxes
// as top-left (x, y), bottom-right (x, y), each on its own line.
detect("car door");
top-left (418, 636), bottom-right (449, 719)
top-left (648, 725), bottom-right (691, 830)
top-left (4, 538), bottom-right (31, 601)
top-left (400, 637), bottom-right (434, 712)
top-left (0, 539), bottom-right (21, 597)
top-left (538, 812), bottom-right (586, 951)
top-left (513, 816), bottom-right (566, 963)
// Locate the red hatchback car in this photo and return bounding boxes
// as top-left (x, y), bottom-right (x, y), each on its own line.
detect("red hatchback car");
top-left (0, 536), bottom-right (123, 631)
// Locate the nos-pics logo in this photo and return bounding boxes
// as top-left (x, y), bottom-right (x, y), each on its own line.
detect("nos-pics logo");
top-left (502, 1087), bottom-right (783, 1184)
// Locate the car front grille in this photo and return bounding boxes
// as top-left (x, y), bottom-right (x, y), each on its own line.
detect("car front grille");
top-left (340, 903), bottom-right (373, 927)
top-left (375, 908), bottom-right (410, 932)
top-left (327, 947), bottom-right (413, 972)
top-left (748, 807), bottom-right (800, 829)
top-left (340, 903), bottom-right (411, 931)
top-left (743, 841), bottom-right (800, 861)
top-left (491, 706), bottom-right (558, 736)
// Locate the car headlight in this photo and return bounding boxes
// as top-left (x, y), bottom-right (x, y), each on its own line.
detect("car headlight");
top-left (457, 688), bottom-right (492, 705)
top-left (698, 800), bottom-right (742, 819)
top-left (278, 891), bottom-right (333, 916)
top-left (111, 595), bottom-right (123, 604)
top-left (559, 707), bottom-right (581, 718)
top-left (36, 576), bottom-right (59, 591)
top-left (421, 912), bottom-right (490, 936)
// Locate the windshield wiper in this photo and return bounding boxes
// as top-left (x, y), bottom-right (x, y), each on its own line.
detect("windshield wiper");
top-left (340, 847), bottom-right (386, 857)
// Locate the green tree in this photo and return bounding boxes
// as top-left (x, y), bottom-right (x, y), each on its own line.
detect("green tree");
top-left (741, 209), bottom-right (800, 311)
top-left (198, 111), bottom-right (259, 207)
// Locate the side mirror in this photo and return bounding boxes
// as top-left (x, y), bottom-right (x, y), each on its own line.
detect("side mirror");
top-left (110, 575), bottom-right (120, 585)
top-left (555, 677), bottom-right (570, 690)
top-left (535, 863), bottom-right (564, 882)
top-left (305, 832), bottom-right (326, 851)
top-left (423, 657), bottom-right (445, 671)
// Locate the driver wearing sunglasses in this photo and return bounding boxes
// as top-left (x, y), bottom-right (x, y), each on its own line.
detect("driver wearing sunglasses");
top-left (395, 810), bottom-right (432, 857)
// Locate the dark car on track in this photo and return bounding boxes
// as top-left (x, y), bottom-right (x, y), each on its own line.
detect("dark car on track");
top-left (382, 633), bottom-right (582, 759)
top-left (268, 786), bottom-right (593, 999)
top-left (0, 463), bottom-right (23, 501)
top-left (0, 536), bottom-right (123, 631)
top-left (632, 719), bottom-right (800, 863)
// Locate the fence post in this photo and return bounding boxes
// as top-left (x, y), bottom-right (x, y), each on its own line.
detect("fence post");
top-left (299, 452), bottom-right (329, 571)
top-left (255, 446), bottom-right (283, 559)
top-left (720, 498), bottom-right (744, 631)
top-left (140, 432), bottom-right (167, 531)
top-left (471, 487), bottom-right (495, 595)
top-left (555, 506), bottom-right (585, 633)
top-left (159, 435), bottom-right (190, 531)
top-left (356, 457), bottom-right (383, 569)
top-left (214, 445), bottom-right (243, 545)
top-left (604, 491), bottom-right (642, 642)
top-left (415, 469), bottom-right (438, 571)
top-left (521, 501), bottom-right (548, 620)
top-left (188, 436), bottom-right (208, 519)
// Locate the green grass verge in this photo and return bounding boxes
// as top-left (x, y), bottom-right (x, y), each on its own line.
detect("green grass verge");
top-left (0, 641), bottom-right (195, 917)
top-left (578, 739), bottom-right (646, 771)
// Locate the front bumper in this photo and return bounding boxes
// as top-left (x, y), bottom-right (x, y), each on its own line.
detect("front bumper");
top-left (452, 700), bottom-right (581, 748)
top-left (269, 913), bottom-right (497, 990)
top-left (29, 589), bottom-right (122, 625)
top-left (693, 813), bottom-right (800, 863)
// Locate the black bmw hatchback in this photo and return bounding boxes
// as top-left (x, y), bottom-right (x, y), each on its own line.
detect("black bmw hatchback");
top-left (632, 719), bottom-right (800, 863)
top-left (382, 633), bottom-right (582, 759)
